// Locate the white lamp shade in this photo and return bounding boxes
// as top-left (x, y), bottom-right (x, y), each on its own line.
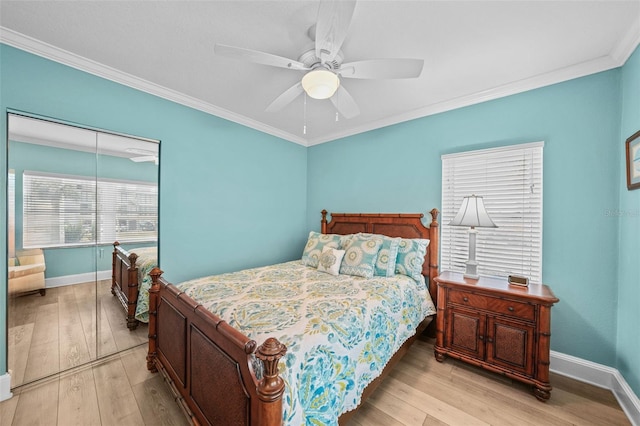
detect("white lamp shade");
top-left (301, 69), bottom-right (340, 100)
top-left (449, 195), bottom-right (497, 228)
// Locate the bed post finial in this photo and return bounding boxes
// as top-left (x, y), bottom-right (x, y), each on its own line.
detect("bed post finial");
top-left (256, 337), bottom-right (287, 425)
top-left (147, 267), bottom-right (164, 372)
top-left (149, 267), bottom-right (163, 291)
top-left (129, 252), bottom-right (138, 268)
top-left (429, 208), bottom-right (439, 227)
top-left (321, 209), bottom-right (328, 234)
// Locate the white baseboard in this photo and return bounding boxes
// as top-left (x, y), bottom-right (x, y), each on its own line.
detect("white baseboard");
top-left (0, 372), bottom-right (13, 402)
top-left (45, 270), bottom-right (111, 288)
top-left (551, 350), bottom-right (640, 426)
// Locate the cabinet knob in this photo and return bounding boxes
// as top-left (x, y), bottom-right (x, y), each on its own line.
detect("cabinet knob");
top-left (479, 335), bottom-right (484, 341)
top-left (508, 306), bottom-right (514, 312)
top-left (487, 337), bottom-right (494, 343)
top-left (463, 297), bottom-right (469, 302)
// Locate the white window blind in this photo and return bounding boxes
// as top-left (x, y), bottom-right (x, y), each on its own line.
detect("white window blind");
top-left (97, 179), bottom-right (158, 244)
top-left (23, 171), bottom-right (157, 248)
top-left (441, 142), bottom-right (543, 283)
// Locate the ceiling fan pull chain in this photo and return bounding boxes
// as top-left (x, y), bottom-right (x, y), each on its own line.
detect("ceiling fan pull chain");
top-left (303, 92), bottom-right (308, 135)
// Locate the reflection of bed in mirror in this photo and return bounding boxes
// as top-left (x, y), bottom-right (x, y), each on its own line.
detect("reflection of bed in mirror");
top-left (111, 242), bottom-right (158, 330)
top-left (145, 209), bottom-right (440, 425)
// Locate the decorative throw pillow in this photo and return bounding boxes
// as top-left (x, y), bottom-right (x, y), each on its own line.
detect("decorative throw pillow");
top-left (395, 238), bottom-right (430, 284)
top-left (317, 246), bottom-right (346, 276)
top-left (301, 231), bottom-right (343, 268)
top-left (339, 235), bottom-right (383, 278)
top-left (357, 233), bottom-right (401, 277)
top-left (339, 234), bottom-right (355, 249)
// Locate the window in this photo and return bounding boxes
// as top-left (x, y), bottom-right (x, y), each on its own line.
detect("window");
top-left (441, 142), bottom-right (543, 283)
top-left (23, 171), bottom-right (157, 248)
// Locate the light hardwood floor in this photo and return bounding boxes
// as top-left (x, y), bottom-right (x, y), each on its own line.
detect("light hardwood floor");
top-left (1, 336), bottom-right (630, 426)
top-left (8, 279), bottom-right (148, 388)
top-left (1, 344), bottom-right (188, 426)
top-left (347, 337), bottom-right (631, 426)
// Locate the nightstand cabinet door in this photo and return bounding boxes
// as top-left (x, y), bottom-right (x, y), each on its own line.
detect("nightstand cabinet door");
top-left (446, 308), bottom-right (485, 360)
top-left (485, 316), bottom-right (535, 376)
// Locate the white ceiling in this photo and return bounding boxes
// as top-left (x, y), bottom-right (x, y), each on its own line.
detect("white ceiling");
top-left (1, 1), bottom-right (639, 147)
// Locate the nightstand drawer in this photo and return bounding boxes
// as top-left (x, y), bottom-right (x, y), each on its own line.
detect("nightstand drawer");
top-left (449, 289), bottom-right (535, 321)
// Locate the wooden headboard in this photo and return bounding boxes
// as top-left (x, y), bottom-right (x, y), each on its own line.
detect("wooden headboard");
top-left (321, 209), bottom-right (440, 307)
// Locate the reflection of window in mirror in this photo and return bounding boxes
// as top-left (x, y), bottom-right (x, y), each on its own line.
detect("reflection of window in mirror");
top-left (22, 172), bottom-right (158, 247)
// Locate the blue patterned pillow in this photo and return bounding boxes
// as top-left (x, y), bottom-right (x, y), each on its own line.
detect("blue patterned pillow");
top-left (301, 232), bottom-right (343, 268)
top-left (339, 235), bottom-right (383, 278)
top-left (357, 233), bottom-right (401, 277)
top-left (338, 233), bottom-right (355, 249)
top-left (395, 238), bottom-right (430, 284)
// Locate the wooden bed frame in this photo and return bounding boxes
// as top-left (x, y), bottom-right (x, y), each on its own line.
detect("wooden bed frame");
top-left (112, 242), bottom-right (142, 330)
top-left (145, 209), bottom-right (440, 426)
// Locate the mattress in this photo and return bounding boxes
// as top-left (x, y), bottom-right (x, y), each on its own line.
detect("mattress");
top-left (129, 246), bottom-right (157, 323)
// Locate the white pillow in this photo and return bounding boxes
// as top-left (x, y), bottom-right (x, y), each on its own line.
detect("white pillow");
top-left (317, 246), bottom-right (345, 276)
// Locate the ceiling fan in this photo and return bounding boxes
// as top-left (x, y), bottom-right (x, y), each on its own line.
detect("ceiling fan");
top-left (126, 148), bottom-right (158, 165)
top-left (214, 0), bottom-right (424, 119)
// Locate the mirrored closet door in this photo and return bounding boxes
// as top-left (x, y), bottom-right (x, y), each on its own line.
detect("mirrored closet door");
top-left (6, 112), bottom-right (159, 388)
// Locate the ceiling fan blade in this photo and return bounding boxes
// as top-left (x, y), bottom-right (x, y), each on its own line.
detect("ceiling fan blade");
top-left (214, 43), bottom-right (310, 71)
top-left (330, 86), bottom-right (360, 119)
top-left (130, 155), bottom-right (157, 163)
top-left (266, 82), bottom-right (305, 112)
top-left (315, 0), bottom-right (356, 64)
top-left (339, 58), bottom-right (424, 79)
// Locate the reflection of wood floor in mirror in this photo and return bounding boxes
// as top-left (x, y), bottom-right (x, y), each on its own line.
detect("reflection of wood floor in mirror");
top-left (7, 279), bottom-right (148, 388)
top-left (1, 344), bottom-right (189, 426)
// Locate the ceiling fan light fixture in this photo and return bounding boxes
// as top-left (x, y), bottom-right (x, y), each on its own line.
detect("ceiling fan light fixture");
top-left (301, 68), bottom-right (340, 100)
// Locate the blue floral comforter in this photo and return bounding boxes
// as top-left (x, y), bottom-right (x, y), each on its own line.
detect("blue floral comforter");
top-left (128, 246), bottom-right (157, 323)
top-left (176, 260), bottom-right (436, 425)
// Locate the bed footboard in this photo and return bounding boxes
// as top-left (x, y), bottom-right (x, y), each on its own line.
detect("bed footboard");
top-left (146, 268), bottom-right (287, 426)
top-left (112, 242), bottom-right (140, 330)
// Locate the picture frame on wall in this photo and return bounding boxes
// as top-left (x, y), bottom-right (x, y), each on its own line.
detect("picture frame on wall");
top-left (626, 130), bottom-right (640, 190)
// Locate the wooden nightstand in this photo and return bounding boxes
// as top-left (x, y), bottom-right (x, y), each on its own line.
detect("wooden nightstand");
top-left (434, 271), bottom-right (559, 401)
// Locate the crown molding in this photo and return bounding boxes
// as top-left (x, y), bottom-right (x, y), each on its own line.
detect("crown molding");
top-left (307, 52), bottom-right (627, 146)
top-left (2, 25), bottom-right (638, 148)
top-left (611, 17), bottom-right (640, 65)
top-left (308, 26), bottom-right (640, 146)
top-left (0, 27), bottom-right (307, 147)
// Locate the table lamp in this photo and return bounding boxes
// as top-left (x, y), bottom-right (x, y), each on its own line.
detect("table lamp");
top-left (449, 195), bottom-right (497, 279)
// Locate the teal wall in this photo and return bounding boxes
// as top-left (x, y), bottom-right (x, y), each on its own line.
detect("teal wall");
top-left (9, 140), bottom-right (159, 277)
top-left (309, 71), bottom-right (622, 368)
top-left (0, 44), bottom-right (308, 373)
top-left (1, 41), bottom-right (638, 398)
top-left (617, 46), bottom-right (640, 395)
